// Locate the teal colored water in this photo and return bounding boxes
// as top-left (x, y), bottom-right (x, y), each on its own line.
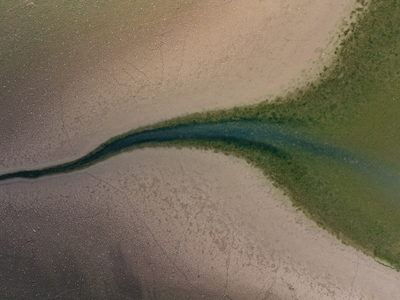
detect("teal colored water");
top-left (0, 121), bottom-right (377, 180)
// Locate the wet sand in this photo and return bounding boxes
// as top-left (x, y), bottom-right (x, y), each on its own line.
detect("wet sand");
top-left (2, 0), bottom-right (399, 299)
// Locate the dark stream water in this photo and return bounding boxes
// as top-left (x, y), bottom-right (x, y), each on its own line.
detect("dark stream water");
top-left (0, 121), bottom-right (368, 180)
top-left (2, 121), bottom-right (399, 199)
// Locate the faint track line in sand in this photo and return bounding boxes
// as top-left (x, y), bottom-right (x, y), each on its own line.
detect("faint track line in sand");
top-left (216, 0), bottom-right (233, 7)
top-left (158, 40), bottom-right (165, 85)
top-left (59, 97), bottom-right (76, 156)
top-left (106, 65), bottom-right (139, 105)
top-left (177, 24), bottom-right (189, 78)
top-left (223, 233), bottom-right (235, 297)
top-left (122, 60), bottom-right (152, 85)
top-left (83, 171), bottom-right (201, 295)
top-left (350, 255), bottom-right (360, 297)
top-left (5, 0), bottom-right (33, 14)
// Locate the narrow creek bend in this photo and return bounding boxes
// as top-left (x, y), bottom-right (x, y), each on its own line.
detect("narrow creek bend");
top-left (0, 121), bottom-right (373, 181)
top-left (1, 120), bottom-right (399, 199)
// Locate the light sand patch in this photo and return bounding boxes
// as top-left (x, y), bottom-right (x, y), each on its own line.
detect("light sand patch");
top-left (1, 148), bottom-right (399, 299)
top-left (0, 0), bottom-right (359, 172)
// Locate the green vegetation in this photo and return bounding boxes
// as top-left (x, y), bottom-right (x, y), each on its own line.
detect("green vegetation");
top-left (131, 0), bottom-right (400, 269)
top-left (145, 137), bottom-right (400, 269)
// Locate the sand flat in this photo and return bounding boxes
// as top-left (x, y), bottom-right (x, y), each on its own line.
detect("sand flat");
top-left (1, 0), bottom-right (357, 172)
top-left (3, 1), bottom-right (398, 299)
top-left (2, 148), bottom-right (400, 298)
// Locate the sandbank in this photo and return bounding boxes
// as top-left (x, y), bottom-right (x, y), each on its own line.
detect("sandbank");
top-left (2, 0), bottom-right (397, 299)
top-left (1, 148), bottom-right (400, 298)
top-left (1, 0), bottom-right (357, 172)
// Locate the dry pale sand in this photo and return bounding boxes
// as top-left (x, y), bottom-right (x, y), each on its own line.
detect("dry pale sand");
top-left (2, 0), bottom-right (399, 299)
top-left (2, 149), bottom-right (400, 299)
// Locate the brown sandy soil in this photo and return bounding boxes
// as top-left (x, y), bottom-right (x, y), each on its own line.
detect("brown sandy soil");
top-left (1, 0), bottom-right (356, 172)
top-left (1, 148), bottom-right (400, 299)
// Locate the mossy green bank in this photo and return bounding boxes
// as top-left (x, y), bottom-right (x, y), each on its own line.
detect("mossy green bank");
top-left (130, 0), bottom-right (400, 268)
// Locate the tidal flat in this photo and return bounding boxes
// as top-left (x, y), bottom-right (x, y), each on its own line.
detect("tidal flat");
top-left (126, 0), bottom-right (400, 268)
top-left (2, 0), bottom-right (399, 268)
top-left (1, 0), bottom-right (400, 298)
